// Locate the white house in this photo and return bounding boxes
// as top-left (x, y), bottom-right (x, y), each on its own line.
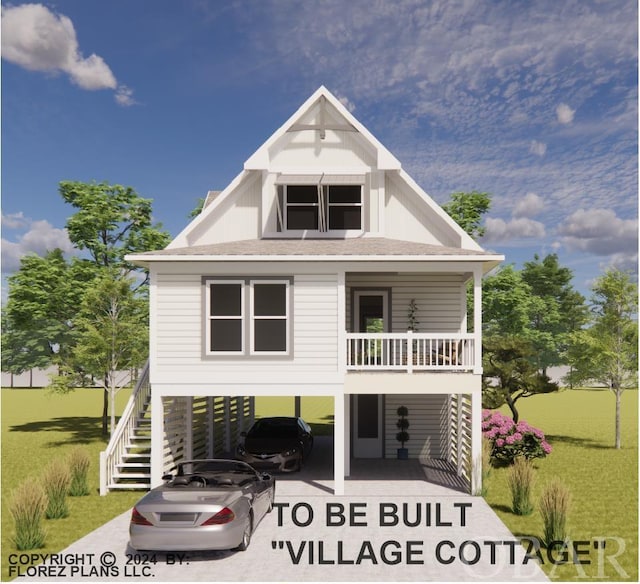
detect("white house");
top-left (100, 87), bottom-right (503, 496)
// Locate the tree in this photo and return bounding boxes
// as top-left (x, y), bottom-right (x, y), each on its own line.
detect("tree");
top-left (59, 181), bottom-right (171, 280)
top-left (521, 254), bottom-right (587, 374)
top-left (567, 269), bottom-right (638, 448)
top-left (483, 336), bottom-right (559, 422)
top-left (2, 250), bottom-right (97, 371)
top-left (188, 197), bottom-right (206, 218)
top-left (442, 191), bottom-right (491, 240)
top-left (50, 271), bottom-right (148, 436)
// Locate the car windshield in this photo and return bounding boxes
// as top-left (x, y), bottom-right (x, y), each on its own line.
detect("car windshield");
top-left (248, 419), bottom-right (298, 439)
top-left (177, 460), bottom-right (254, 476)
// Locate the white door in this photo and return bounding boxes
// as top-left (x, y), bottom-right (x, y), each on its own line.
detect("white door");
top-left (353, 394), bottom-right (383, 458)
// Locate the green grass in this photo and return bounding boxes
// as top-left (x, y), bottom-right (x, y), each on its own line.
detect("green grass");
top-left (254, 396), bottom-right (335, 435)
top-left (483, 389), bottom-right (638, 581)
top-left (1, 388), bottom-right (141, 581)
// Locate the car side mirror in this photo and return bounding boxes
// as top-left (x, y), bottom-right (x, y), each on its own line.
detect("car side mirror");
top-left (162, 473), bottom-right (173, 481)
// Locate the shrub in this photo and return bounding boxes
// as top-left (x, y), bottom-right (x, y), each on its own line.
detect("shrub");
top-left (9, 480), bottom-right (48, 550)
top-left (507, 457), bottom-right (535, 515)
top-left (482, 409), bottom-right (552, 464)
top-left (43, 460), bottom-right (71, 519)
top-left (68, 447), bottom-right (91, 496)
top-left (539, 479), bottom-right (571, 546)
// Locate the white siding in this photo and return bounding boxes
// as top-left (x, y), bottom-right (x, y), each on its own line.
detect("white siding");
top-left (153, 271), bottom-right (339, 384)
top-left (189, 173), bottom-right (261, 246)
top-left (384, 173), bottom-right (458, 246)
top-left (384, 394), bottom-right (448, 459)
top-left (346, 273), bottom-right (466, 333)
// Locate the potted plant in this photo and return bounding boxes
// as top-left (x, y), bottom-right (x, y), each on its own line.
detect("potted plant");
top-left (396, 406), bottom-right (410, 459)
top-left (407, 299), bottom-right (420, 332)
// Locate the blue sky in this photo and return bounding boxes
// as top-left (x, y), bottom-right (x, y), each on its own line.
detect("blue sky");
top-left (2, 0), bottom-right (637, 298)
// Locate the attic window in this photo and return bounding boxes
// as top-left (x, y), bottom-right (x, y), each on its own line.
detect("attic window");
top-left (280, 183), bottom-right (363, 232)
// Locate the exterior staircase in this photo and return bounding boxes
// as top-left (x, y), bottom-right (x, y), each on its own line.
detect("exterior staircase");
top-left (99, 362), bottom-right (152, 495)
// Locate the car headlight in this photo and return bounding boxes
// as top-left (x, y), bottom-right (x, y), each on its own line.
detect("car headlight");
top-left (283, 448), bottom-right (297, 456)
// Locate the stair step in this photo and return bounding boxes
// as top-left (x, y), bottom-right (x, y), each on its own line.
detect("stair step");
top-left (117, 462), bottom-right (151, 469)
top-left (108, 483), bottom-right (150, 490)
top-left (122, 453), bottom-right (151, 459)
top-left (113, 472), bottom-right (151, 479)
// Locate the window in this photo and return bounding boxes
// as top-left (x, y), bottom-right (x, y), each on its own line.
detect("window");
top-left (206, 278), bottom-right (291, 356)
top-left (284, 184), bottom-right (362, 231)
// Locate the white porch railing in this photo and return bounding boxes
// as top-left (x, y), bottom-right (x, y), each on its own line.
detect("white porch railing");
top-left (99, 361), bottom-right (151, 495)
top-left (346, 332), bottom-right (475, 372)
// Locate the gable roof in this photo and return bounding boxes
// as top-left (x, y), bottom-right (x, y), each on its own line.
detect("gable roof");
top-left (168, 86), bottom-right (488, 253)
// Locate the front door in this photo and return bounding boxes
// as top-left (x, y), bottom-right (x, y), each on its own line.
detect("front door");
top-left (352, 290), bottom-right (388, 458)
top-left (352, 394), bottom-right (383, 458)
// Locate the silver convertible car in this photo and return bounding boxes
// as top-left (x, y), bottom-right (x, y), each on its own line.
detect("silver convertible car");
top-left (129, 459), bottom-right (275, 552)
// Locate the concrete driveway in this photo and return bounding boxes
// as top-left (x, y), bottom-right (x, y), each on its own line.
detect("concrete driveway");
top-left (14, 458), bottom-right (548, 582)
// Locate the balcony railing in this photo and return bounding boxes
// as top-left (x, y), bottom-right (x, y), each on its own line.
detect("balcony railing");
top-left (346, 332), bottom-right (476, 373)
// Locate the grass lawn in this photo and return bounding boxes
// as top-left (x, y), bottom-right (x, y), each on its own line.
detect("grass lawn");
top-left (483, 388), bottom-right (638, 581)
top-left (1, 388), bottom-right (141, 581)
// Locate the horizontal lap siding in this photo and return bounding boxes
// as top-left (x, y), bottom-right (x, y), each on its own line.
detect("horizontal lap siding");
top-left (385, 394), bottom-right (448, 459)
top-left (154, 273), bottom-right (339, 380)
top-left (346, 273), bottom-right (465, 332)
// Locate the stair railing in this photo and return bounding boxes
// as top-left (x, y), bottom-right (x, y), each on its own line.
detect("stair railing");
top-left (99, 361), bottom-right (151, 495)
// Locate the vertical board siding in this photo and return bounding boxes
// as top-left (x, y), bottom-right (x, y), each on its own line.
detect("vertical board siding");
top-left (346, 273), bottom-right (465, 333)
top-left (384, 394), bottom-right (448, 459)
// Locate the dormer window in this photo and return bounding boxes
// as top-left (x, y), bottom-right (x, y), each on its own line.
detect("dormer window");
top-left (275, 174), bottom-right (365, 234)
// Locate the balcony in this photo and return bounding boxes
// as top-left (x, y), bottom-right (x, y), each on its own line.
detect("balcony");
top-left (346, 332), bottom-right (476, 373)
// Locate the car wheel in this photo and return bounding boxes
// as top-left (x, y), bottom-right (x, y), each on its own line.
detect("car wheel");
top-left (236, 514), bottom-right (253, 551)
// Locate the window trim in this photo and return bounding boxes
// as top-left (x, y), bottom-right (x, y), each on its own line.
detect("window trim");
top-left (249, 280), bottom-right (290, 355)
top-left (203, 277), bottom-right (293, 359)
top-left (206, 279), bottom-right (245, 355)
top-left (283, 184), bottom-right (363, 234)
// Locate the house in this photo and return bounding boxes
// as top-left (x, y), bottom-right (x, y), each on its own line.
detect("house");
top-left (100, 87), bottom-right (503, 496)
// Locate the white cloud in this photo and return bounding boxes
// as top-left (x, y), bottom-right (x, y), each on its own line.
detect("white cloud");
top-left (1, 217), bottom-right (74, 273)
top-left (529, 140), bottom-right (547, 157)
top-left (115, 85), bottom-right (137, 107)
top-left (513, 193), bottom-right (544, 218)
top-left (483, 217), bottom-right (546, 243)
top-left (557, 208), bottom-right (638, 256)
top-left (1, 4), bottom-right (134, 105)
top-left (336, 93), bottom-right (356, 112)
top-left (1, 211), bottom-right (28, 229)
top-left (556, 103), bottom-right (575, 124)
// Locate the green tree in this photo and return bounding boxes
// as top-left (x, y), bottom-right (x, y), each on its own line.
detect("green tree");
top-left (188, 197), bottom-right (206, 218)
top-left (567, 269), bottom-right (638, 448)
top-left (2, 250), bottom-right (97, 371)
top-left (483, 336), bottom-right (559, 422)
top-left (521, 254), bottom-right (587, 374)
top-left (59, 181), bottom-right (171, 279)
top-left (442, 191), bottom-right (491, 240)
top-left (51, 271), bottom-right (148, 436)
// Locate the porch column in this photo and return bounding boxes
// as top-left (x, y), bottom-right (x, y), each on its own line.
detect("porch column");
top-left (249, 396), bottom-right (255, 426)
top-left (224, 397), bottom-right (231, 454)
top-left (207, 397), bottom-right (215, 457)
top-left (150, 392), bottom-right (164, 488)
top-left (334, 393), bottom-right (345, 495)
top-left (470, 390), bottom-right (482, 495)
top-left (184, 396), bottom-right (193, 460)
top-left (344, 394), bottom-right (351, 476)
top-left (473, 266), bottom-right (483, 374)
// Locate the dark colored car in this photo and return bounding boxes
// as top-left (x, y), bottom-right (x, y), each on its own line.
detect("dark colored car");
top-left (236, 417), bottom-right (313, 472)
top-left (129, 459), bottom-right (275, 552)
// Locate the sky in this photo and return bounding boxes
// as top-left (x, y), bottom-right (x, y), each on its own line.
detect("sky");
top-left (1, 0), bottom-right (638, 299)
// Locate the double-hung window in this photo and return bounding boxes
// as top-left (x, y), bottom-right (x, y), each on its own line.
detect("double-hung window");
top-left (206, 278), bottom-right (291, 356)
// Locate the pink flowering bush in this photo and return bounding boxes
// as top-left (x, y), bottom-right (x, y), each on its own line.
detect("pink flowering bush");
top-left (482, 409), bottom-right (552, 464)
